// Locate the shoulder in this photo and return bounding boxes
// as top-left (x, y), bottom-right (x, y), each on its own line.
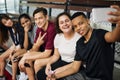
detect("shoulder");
top-left (77, 36), bottom-right (84, 42)
top-left (75, 32), bottom-right (81, 39)
top-left (94, 29), bottom-right (108, 35)
top-left (47, 21), bottom-right (56, 31)
top-left (55, 33), bottom-right (63, 39)
top-left (93, 29), bottom-right (108, 39)
top-left (48, 21), bottom-right (55, 28)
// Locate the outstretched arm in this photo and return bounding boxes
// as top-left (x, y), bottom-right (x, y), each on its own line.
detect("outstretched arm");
top-left (105, 5), bottom-right (120, 43)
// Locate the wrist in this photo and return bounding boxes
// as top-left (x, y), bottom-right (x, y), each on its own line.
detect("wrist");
top-left (33, 43), bottom-right (40, 49)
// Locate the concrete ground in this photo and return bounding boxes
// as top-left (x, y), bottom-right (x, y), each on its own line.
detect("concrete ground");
top-left (113, 64), bottom-right (120, 80)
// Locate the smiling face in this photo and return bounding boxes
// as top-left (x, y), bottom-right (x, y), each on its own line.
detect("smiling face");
top-left (20, 17), bottom-right (31, 28)
top-left (1, 18), bottom-right (13, 27)
top-left (34, 12), bottom-right (48, 29)
top-left (72, 16), bottom-right (90, 36)
top-left (58, 15), bottom-right (72, 33)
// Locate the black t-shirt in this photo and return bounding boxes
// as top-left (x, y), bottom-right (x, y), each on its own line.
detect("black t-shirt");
top-left (75, 29), bottom-right (114, 80)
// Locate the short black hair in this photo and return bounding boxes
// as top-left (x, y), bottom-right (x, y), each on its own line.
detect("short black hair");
top-left (71, 12), bottom-right (87, 20)
top-left (33, 7), bottom-right (47, 17)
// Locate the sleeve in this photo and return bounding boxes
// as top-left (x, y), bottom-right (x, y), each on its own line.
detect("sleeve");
top-left (54, 34), bottom-right (60, 48)
top-left (45, 24), bottom-right (56, 49)
top-left (74, 40), bottom-right (82, 61)
top-left (96, 29), bottom-right (108, 43)
top-left (74, 38), bottom-right (84, 61)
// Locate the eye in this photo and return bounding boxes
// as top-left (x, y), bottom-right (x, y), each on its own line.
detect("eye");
top-left (59, 21), bottom-right (64, 25)
top-left (78, 22), bottom-right (84, 25)
top-left (65, 19), bottom-right (70, 22)
top-left (25, 20), bottom-right (29, 23)
top-left (73, 25), bottom-right (77, 28)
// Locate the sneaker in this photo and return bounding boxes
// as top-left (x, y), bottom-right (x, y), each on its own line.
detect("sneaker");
top-left (19, 72), bottom-right (28, 80)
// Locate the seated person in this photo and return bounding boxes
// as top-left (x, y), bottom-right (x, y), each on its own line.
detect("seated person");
top-left (46, 5), bottom-right (120, 80)
top-left (11, 13), bottom-right (36, 80)
top-left (36, 12), bottom-right (81, 80)
top-left (19, 7), bottom-right (56, 80)
top-left (0, 14), bottom-right (21, 80)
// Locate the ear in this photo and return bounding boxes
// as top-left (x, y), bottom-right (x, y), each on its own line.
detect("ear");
top-left (87, 19), bottom-right (90, 25)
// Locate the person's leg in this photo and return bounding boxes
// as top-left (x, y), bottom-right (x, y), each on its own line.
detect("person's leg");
top-left (34, 58), bottom-right (51, 74)
top-left (24, 58), bottom-right (51, 80)
top-left (0, 50), bottom-right (10, 78)
top-left (18, 58), bottom-right (28, 80)
top-left (37, 59), bottom-right (69, 80)
top-left (25, 60), bottom-right (35, 80)
top-left (37, 67), bottom-right (46, 80)
top-left (11, 61), bottom-right (18, 80)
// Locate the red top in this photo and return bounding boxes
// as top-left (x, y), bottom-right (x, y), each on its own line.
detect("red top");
top-left (34, 21), bottom-right (56, 51)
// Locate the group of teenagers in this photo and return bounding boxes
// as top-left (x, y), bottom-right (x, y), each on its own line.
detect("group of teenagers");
top-left (0, 4), bottom-right (120, 80)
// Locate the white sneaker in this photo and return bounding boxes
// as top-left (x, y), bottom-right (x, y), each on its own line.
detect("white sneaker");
top-left (19, 72), bottom-right (28, 80)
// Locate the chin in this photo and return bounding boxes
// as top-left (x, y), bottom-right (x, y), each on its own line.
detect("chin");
top-left (38, 26), bottom-right (42, 28)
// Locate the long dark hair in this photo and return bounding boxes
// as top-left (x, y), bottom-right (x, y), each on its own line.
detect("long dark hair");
top-left (0, 14), bottom-right (9, 44)
top-left (0, 13), bottom-right (17, 32)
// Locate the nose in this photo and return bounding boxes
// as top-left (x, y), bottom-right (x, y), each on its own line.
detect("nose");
top-left (63, 22), bottom-right (67, 26)
top-left (24, 22), bottom-right (28, 27)
top-left (7, 19), bottom-right (12, 26)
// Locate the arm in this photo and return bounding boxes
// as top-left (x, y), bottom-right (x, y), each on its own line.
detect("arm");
top-left (0, 44), bottom-right (8, 50)
top-left (11, 48), bottom-right (27, 60)
top-left (105, 5), bottom-right (120, 43)
top-left (23, 30), bottom-right (29, 49)
top-left (46, 61), bottom-right (82, 79)
top-left (55, 61), bottom-right (82, 79)
top-left (23, 49), bottom-right (52, 61)
top-left (45, 48), bottom-right (60, 75)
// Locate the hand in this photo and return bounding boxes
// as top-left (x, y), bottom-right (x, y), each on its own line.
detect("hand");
top-left (46, 73), bottom-right (56, 80)
top-left (35, 32), bottom-right (46, 46)
top-left (10, 44), bottom-right (15, 51)
top-left (9, 50), bottom-right (16, 60)
top-left (15, 45), bottom-right (21, 51)
top-left (24, 26), bottom-right (31, 32)
top-left (45, 63), bottom-right (52, 76)
top-left (19, 57), bottom-right (26, 68)
top-left (108, 5), bottom-right (120, 25)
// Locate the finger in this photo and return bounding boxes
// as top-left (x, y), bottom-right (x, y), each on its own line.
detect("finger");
top-left (41, 33), bottom-right (47, 39)
top-left (107, 5), bottom-right (120, 16)
top-left (38, 32), bottom-right (42, 38)
top-left (108, 17), bottom-right (120, 23)
top-left (110, 5), bottom-right (120, 11)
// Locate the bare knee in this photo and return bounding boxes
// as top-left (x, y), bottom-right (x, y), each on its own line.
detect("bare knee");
top-left (34, 60), bottom-right (44, 73)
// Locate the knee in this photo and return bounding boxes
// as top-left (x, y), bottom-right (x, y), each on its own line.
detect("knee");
top-left (0, 56), bottom-right (5, 62)
top-left (34, 60), bottom-right (43, 73)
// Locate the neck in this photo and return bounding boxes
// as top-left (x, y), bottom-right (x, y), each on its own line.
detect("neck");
top-left (42, 21), bottom-right (48, 31)
top-left (84, 27), bottom-right (93, 43)
top-left (64, 30), bottom-right (75, 40)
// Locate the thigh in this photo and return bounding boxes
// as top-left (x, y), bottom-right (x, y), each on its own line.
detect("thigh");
top-left (51, 59), bottom-right (69, 70)
top-left (63, 72), bottom-right (85, 80)
top-left (0, 49), bottom-right (10, 61)
top-left (34, 57), bottom-right (51, 67)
